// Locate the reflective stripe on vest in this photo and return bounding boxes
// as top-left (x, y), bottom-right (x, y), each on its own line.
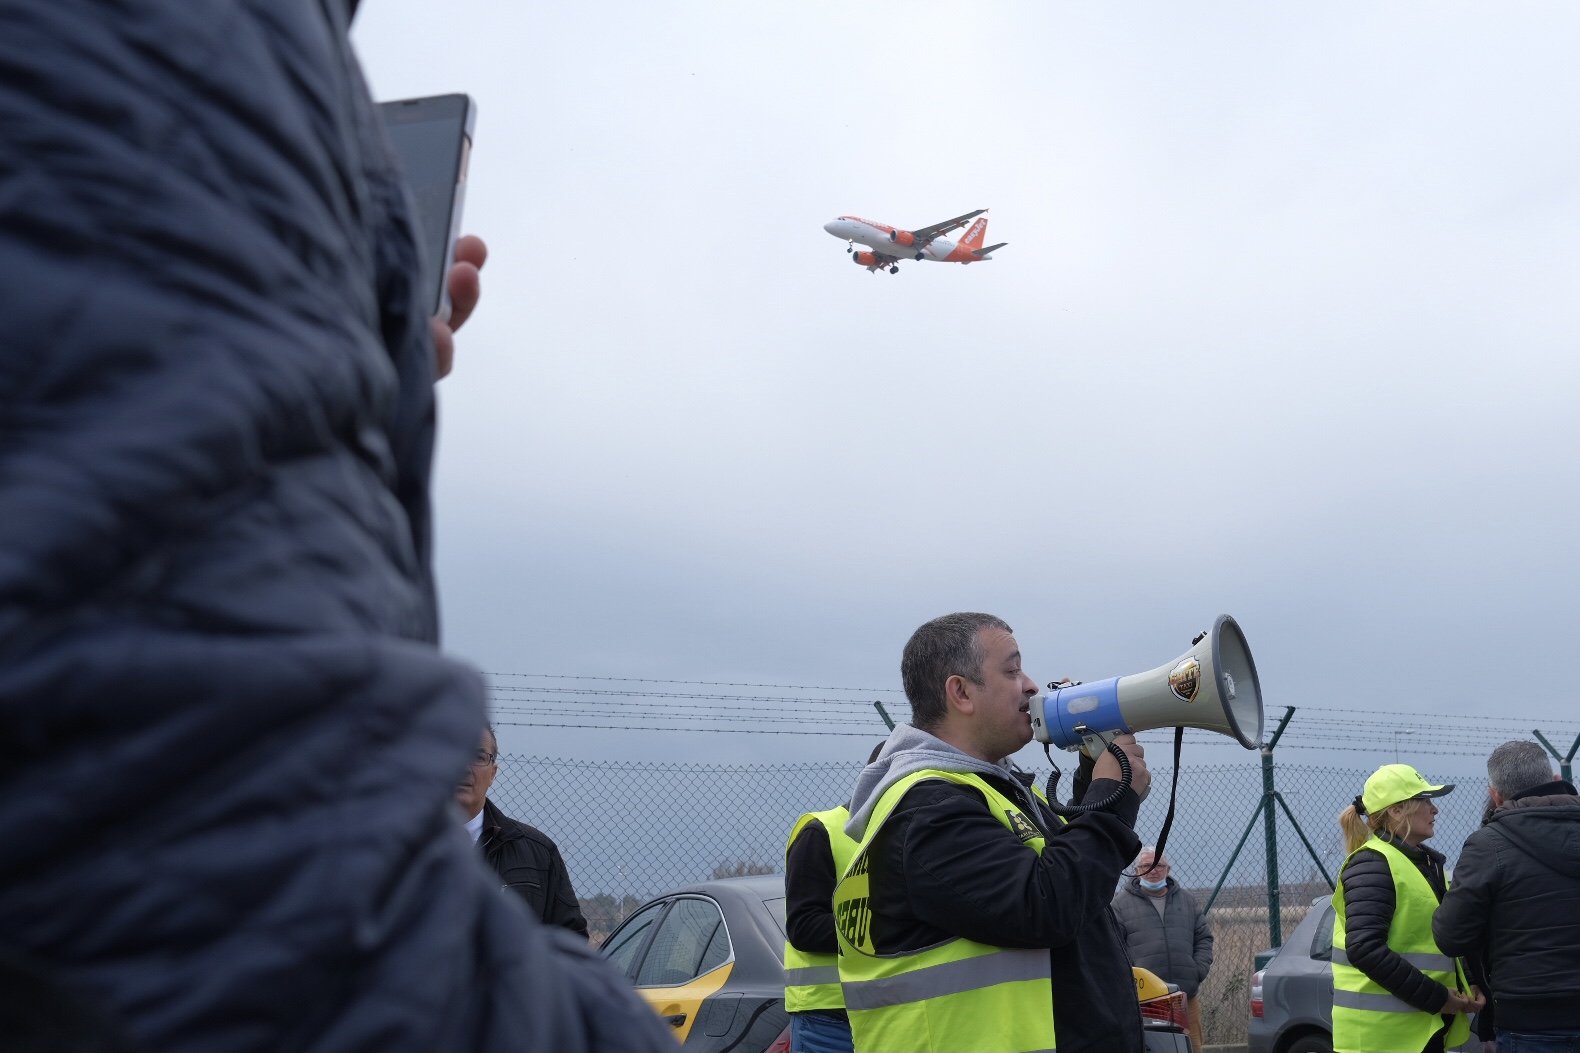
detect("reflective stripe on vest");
top-left (834, 769), bottom-right (1056, 1053)
top-left (1331, 835), bottom-right (1470, 1053)
top-left (783, 805), bottom-right (859, 1012)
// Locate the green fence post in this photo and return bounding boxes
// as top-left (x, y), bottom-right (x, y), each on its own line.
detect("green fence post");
top-left (874, 701), bottom-right (895, 731)
top-left (1261, 707), bottom-right (1295, 949)
top-left (1532, 729), bottom-right (1580, 784)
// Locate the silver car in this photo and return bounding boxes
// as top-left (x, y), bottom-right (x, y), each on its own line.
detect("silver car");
top-left (1248, 895), bottom-right (1335, 1053)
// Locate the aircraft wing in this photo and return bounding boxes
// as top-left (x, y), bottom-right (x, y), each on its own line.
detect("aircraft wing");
top-left (909, 208), bottom-right (987, 242)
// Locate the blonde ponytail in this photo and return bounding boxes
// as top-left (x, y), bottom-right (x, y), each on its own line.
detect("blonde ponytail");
top-left (1339, 798), bottom-right (1421, 854)
top-left (1339, 803), bottom-right (1371, 854)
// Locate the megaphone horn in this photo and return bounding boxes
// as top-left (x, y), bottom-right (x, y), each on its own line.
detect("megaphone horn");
top-left (1029, 614), bottom-right (1264, 752)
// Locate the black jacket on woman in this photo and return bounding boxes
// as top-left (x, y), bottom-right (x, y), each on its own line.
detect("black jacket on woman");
top-left (1337, 832), bottom-right (1455, 1015)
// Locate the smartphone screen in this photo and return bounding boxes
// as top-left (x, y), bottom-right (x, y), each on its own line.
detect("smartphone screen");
top-left (379, 93), bottom-right (476, 320)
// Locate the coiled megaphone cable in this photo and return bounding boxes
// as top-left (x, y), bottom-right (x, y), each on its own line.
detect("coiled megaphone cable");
top-left (1042, 727), bottom-right (1185, 880)
top-left (1042, 733), bottom-right (1132, 816)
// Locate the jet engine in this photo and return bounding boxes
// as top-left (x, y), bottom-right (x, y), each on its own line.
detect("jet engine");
top-left (889, 230), bottom-right (917, 247)
top-left (853, 251), bottom-right (878, 267)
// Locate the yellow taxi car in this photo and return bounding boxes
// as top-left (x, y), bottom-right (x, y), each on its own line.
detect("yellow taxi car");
top-left (600, 875), bottom-right (791, 1053)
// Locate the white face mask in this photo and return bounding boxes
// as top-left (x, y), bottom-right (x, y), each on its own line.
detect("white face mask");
top-left (1138, 876), bottom-right (1168, 891)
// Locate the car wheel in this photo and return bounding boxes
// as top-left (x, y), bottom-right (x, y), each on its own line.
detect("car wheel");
top-left (1283, 1034), bottom-right (1333, 1053)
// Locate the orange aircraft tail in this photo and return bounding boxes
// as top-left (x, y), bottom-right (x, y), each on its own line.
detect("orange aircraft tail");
top-left (958, 215), bottom-right (989, 250)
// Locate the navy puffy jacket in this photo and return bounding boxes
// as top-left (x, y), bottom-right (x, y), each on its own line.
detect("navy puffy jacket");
top-left (0, 3), bottom-right (671, 1050)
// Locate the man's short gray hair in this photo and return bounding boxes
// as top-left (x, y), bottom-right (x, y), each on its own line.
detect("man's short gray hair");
top-left (1488, 739), bottom-right (1554, 799)
top-left (901, 613), bottom-right (1012, 730)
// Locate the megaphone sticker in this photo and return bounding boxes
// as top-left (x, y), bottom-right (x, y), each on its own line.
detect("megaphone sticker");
top-left (1168, 658), bottom-right (1201, 703)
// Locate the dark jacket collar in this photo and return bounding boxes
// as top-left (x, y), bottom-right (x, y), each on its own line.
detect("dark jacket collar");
top-left (1376, 830), bottom-right (1447, 868)
top-left (1510, 780), bottom-right (1580, 805)
top-left (481, 798), bottom-right (523, 845)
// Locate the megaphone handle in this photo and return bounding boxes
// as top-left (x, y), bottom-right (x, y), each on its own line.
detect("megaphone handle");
top-left (1045, 738), bottom-right (1132, 817)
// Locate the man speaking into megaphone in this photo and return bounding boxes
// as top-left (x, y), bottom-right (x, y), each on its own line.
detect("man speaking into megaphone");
top-left (834, 613), bottom-right (1152, 1053)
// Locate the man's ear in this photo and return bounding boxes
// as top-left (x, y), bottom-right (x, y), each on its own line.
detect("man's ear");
top-left (1489, 787), bottom-right (1506, 807)
top-left (944, 674), bottom-right (975, 716)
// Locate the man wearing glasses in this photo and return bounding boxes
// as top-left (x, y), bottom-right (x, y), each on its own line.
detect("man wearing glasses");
top-left (458, 725), bottom-right (590, 937)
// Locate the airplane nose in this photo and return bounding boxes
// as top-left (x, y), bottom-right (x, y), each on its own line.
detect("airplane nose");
top-left (823, 221), bottom-right (840, 235)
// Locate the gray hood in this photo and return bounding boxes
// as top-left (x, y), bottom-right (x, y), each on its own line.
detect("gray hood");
top-left (844, 723), bottom-right (1026, 841)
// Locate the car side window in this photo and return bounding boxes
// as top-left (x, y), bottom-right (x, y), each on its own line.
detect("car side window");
top-left (602, 900), bottom-right (667, 979)
top-left (635, 897), bottom-right (729, 987)
top-left (1310, 904), bottom-right (1335, 962)
top-left (698, 914), bottom-right (730, 974)
top-left (762, 895), bottom-right (788, 940)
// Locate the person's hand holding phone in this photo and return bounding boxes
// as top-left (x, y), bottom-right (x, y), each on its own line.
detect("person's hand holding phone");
top-left (432, 234), bottom-right (487, 379)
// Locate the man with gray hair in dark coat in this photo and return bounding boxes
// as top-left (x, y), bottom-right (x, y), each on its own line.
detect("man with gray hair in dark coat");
top-left (1433, 739), bottom-right (1580, 1052)
top-left (1111, 846), bottom-right (1214, 1051)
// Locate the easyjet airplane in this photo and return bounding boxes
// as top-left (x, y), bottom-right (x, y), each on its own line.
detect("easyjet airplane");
top-left (822, 208), bottom-right (1007, 273)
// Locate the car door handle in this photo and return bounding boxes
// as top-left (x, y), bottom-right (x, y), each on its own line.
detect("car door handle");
top-left (663, 1013), bottom-right (686, 1028)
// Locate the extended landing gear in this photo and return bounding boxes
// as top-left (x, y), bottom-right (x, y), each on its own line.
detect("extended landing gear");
top-left (889, 265), bottom-right (899, 274)
top-left (846, 239), bottom-right (853, 254)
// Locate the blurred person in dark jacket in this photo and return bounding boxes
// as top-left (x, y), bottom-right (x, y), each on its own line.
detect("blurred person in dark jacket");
top-left (1111, 846), bottom-right (1214, 1051)
top-left (1434, 740), bottom-right (1580, 1053)
top-left (0, 2), bottom-right (672, 1049)
top-left (460, 725), bottom-right (589, 937)
top-left (1331, 764), bottom-right (1481, 1053)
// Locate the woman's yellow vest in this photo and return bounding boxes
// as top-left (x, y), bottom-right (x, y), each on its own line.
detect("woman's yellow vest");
top-left (833, 770), bottom-right (1058, 1053)
top-left (783, 805), bottom-right (860, 1013)
top-left (1331, 835), bottom-right (1470, 1053)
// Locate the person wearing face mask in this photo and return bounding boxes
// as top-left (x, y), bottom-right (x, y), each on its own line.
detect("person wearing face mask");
top-left (1332, 764), bottom-right (1483, 1053)
top-left (1110, 846), bottom-right (1214, 1052)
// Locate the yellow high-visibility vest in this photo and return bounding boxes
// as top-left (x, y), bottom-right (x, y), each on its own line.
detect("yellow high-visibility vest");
top-left (1331, 835), bottom-right (1470, 1053)
top-left (834, 769), bottom-right (1056, 1053)
top-left (783, 805), bottom-right (859, 1013)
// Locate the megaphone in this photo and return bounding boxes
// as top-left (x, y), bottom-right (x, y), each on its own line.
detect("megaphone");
top-left (1029, 614), bottom-right (1264, 754)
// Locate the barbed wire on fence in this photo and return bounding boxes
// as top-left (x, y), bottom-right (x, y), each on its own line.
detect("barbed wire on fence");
top-left (482, 671), bottom-right (1580, 751)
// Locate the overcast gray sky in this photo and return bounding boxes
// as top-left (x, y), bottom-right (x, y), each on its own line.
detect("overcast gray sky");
top-left (352, 3), bottom-right (1580, 774)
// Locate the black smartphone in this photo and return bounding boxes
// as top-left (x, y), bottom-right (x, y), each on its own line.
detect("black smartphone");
top-left (378, 93), bottom-right (476, 321)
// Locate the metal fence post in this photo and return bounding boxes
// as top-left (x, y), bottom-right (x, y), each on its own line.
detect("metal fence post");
top-left (1532, 729), bottom-right (1580, 784)
top-left (874, 701), bottom-right (895, 731)
top-left (1261, 706), bottom-right (1294, 949)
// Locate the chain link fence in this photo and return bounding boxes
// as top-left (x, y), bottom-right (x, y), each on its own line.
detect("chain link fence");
top-left (493, 755), bottom-right (1488, 1046)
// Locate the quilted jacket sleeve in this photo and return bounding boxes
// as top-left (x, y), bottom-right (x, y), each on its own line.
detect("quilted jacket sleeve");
top-left (1340, 849), bottom-right (1452, 1014)
top-left (0, 3), bottom-right (671, 1050)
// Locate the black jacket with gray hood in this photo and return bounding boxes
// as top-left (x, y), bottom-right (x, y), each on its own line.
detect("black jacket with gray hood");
top-left (1432, 781), bottom-right (1580, 1030)
top-left (842, 724), bottom-right (1145, 1053)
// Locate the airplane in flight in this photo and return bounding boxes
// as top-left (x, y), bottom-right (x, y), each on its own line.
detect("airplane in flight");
top-left (822, 208), bottom-right (1007, 274)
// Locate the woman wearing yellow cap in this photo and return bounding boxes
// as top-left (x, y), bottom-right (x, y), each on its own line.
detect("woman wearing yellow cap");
top-left (1330, 763), bottom-right (1484, 1053)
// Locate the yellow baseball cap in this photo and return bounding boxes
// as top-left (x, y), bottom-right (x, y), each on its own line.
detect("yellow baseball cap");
top-left (1362, 763), bottom-right (1454, 815)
